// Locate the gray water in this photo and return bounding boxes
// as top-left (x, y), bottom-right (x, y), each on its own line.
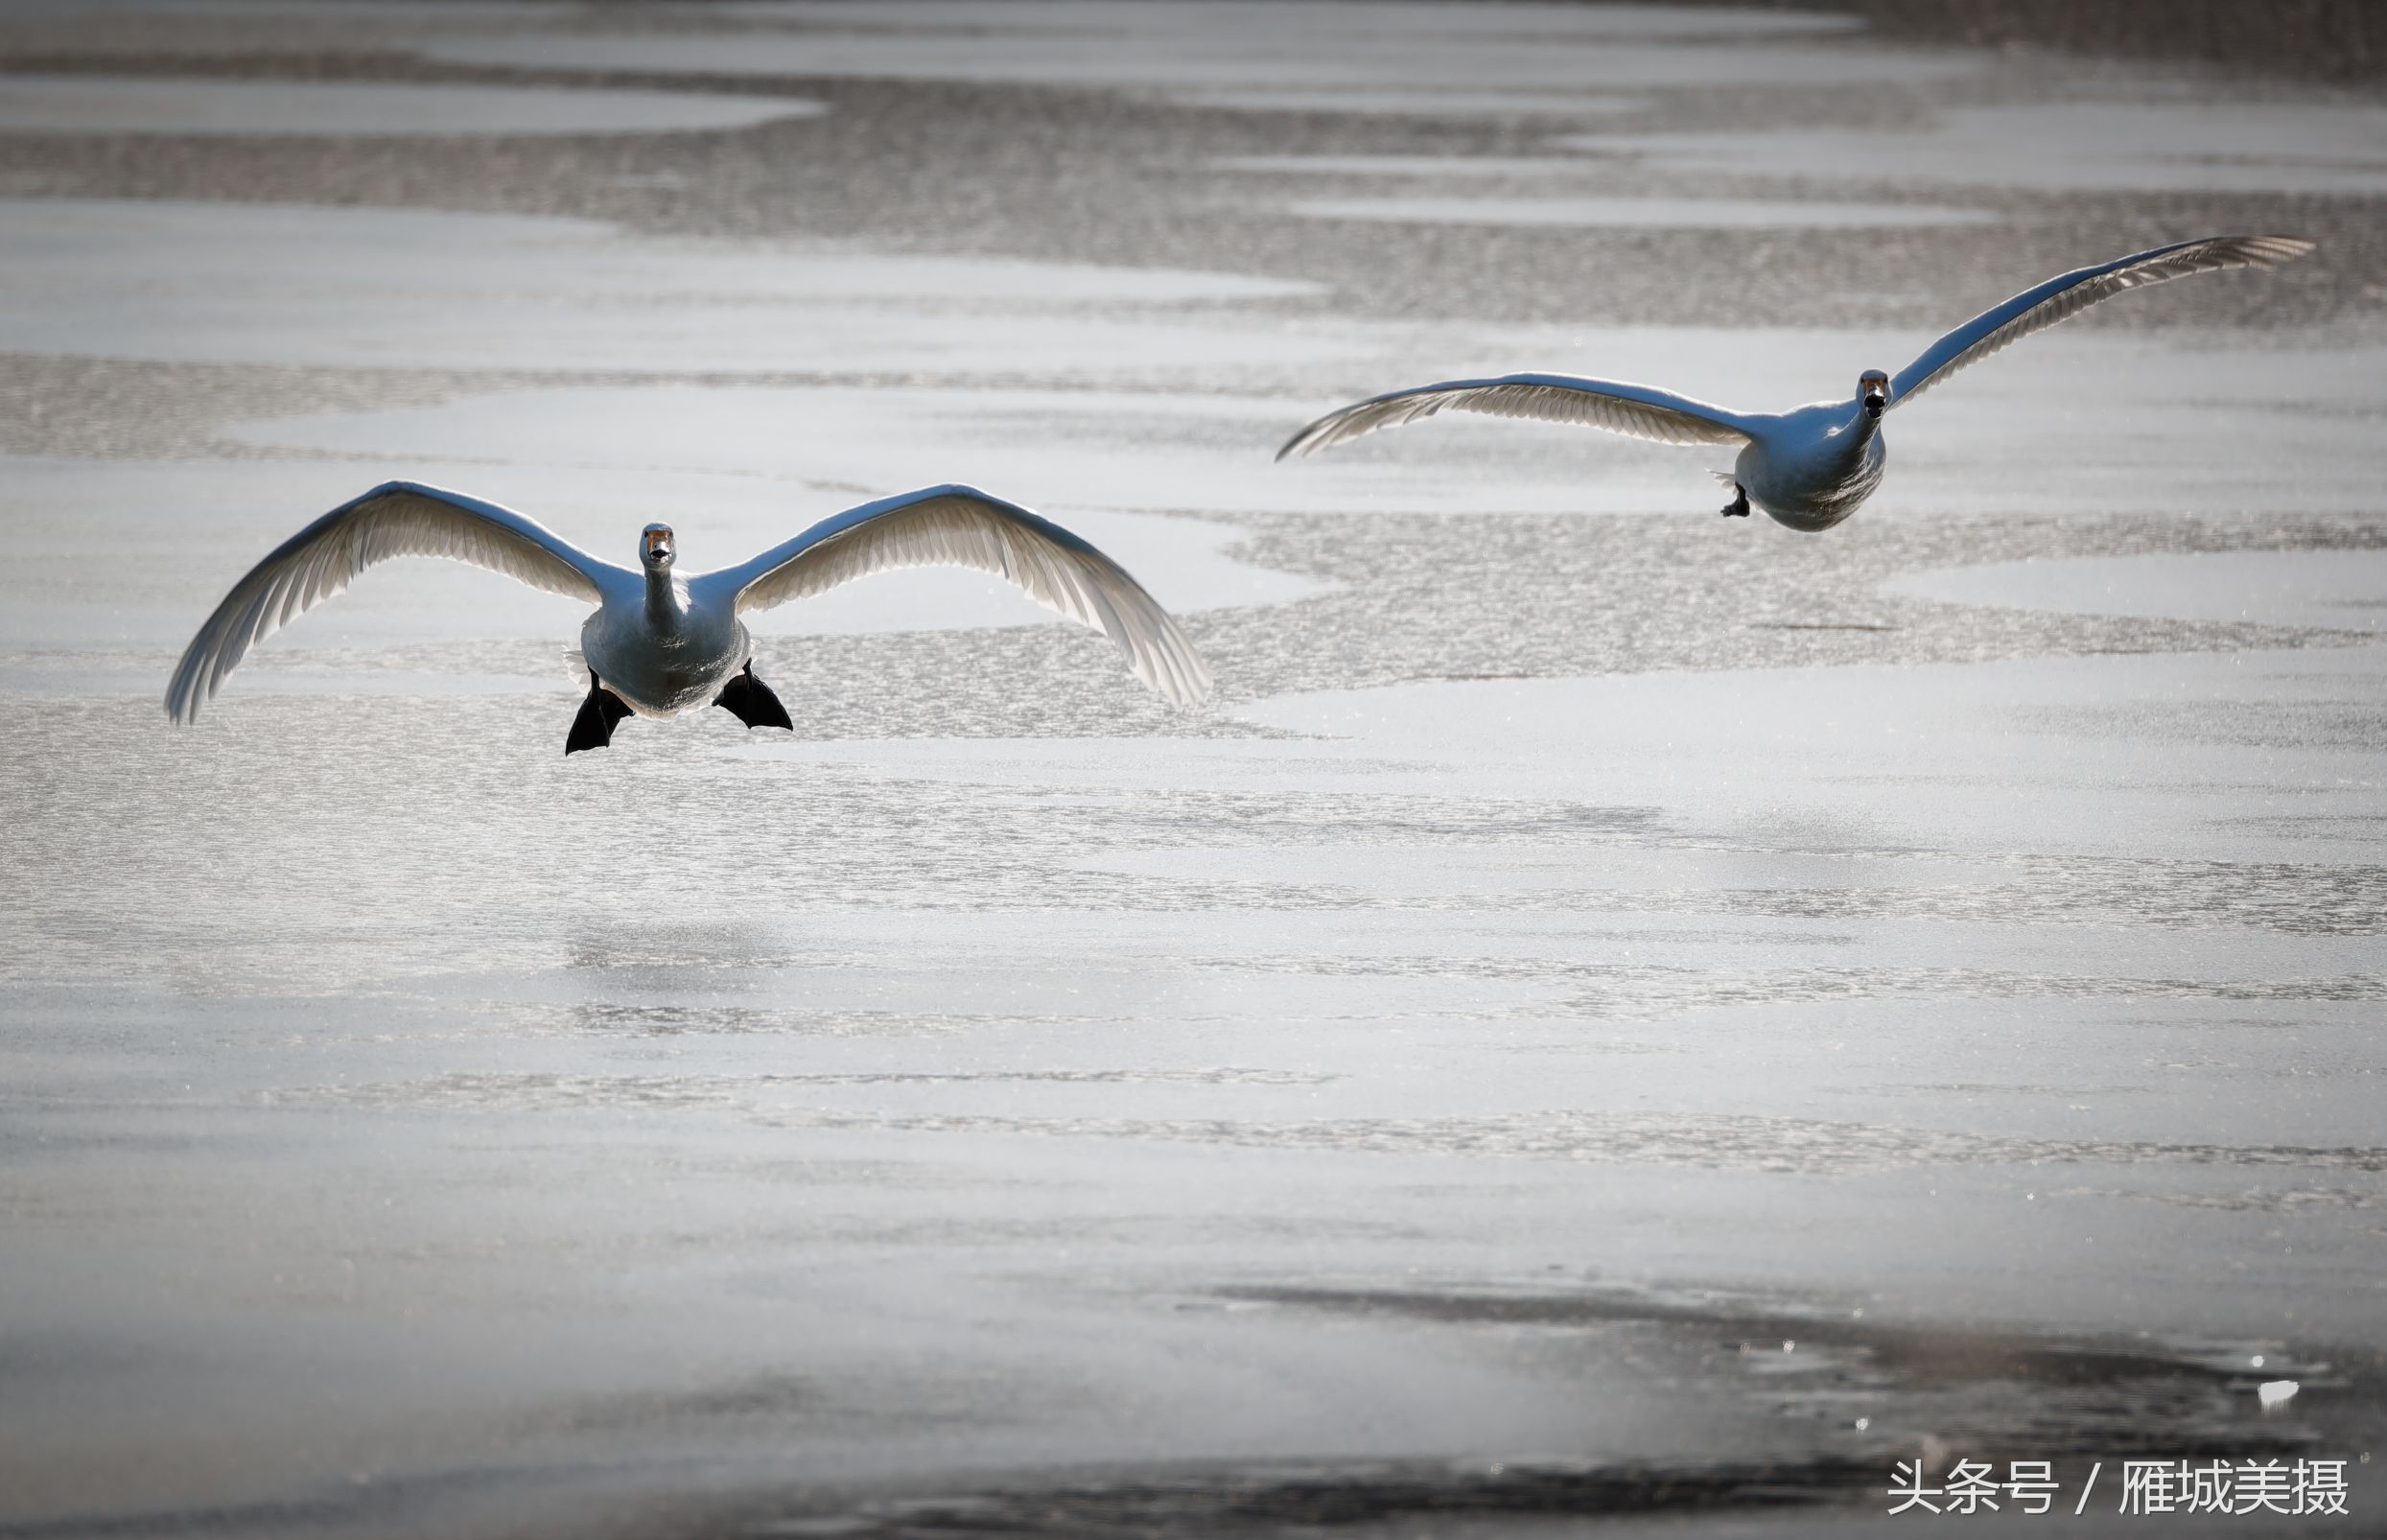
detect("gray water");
top-left (2, 4), bottom-right (2383, 1536)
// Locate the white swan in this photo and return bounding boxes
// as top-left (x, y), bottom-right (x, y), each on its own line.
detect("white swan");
top-left (166, 481), bottom-right (1211, 753)
top-left (1280, 235), bottom-right (2315, 530)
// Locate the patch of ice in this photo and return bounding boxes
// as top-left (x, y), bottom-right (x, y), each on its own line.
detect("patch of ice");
top-left (1218, 155), bottom-right (1619, 178)
top-left (0, 76), bottom-right (827, 136)
top-left (416, 15), bottom-right (1969, 94)
top-left (1576, 102), bottom-right (2387, 197)
top-left (705, 2), bottom-right (1862, 40)
top-left (1233, 647), bottom-right (2387, 864)
top-left (0, 199), bottom-right (1326, 375)
top-left (1181, 91), bottom-right (1645, 120)
top-left (1288, 197), bottom-right (1997, 229)
top-left (1884, 551), bottom-right (2387, 636)
top-left (221, 381), bottom-right (1683, 518)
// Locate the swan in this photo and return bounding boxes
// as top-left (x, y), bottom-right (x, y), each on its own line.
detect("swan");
top-left (165, 481), bottom-right (1211, 753)
top-left (1278, 235), bottom-right (2315, 530)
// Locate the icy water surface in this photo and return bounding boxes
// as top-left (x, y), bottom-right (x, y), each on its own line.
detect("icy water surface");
top-left (1, 4), bottom-right (2383, 1537)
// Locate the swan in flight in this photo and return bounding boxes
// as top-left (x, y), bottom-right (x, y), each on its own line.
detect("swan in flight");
top-left (166, 481), bottom-right (1211, 753)
top-left (1279, 235), bottom-right (2314, 530)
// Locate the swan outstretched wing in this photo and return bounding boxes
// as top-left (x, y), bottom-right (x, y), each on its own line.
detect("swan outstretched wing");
top-left (166, 480), bottom-right (617, 724)
top-left (1890, 235), bottom-right (2315, 409)
top-left (1278, 373), bottom-right (1757, 459)
top-left (698, 484), bottom-right (1211, 708)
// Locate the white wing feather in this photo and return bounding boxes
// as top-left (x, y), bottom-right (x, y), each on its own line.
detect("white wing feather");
top-left (698, 485), bottom-right (1211, 708)
top-left (1279, 372), bottom-right (1756, 459)
top-left (165, 480), bottom-right (615, 724)
top-left (1891, 235), bottom-right (2314, 408)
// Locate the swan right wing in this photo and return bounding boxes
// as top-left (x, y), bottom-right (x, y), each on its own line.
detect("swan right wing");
top-left (166, 480), bottom-right (620, 724)
top-left (1278, 373), bottom-right (1757, 460)
top-left (1890, 235), bottom-right (2315, 409)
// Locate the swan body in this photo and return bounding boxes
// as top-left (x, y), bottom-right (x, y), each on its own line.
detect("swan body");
top-left (1731, 395), bottom-right (1888, 532)
top-left (577, 545), bottom-right (750, 718)
top-left (167, 481), bottom-right (1211, 752)
top-left (1280, 235), bottom-right (2314, 530)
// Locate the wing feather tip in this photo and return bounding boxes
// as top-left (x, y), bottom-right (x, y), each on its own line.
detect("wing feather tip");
top-left (2246, 234), bottom-right (2317, 266)
top-left (1276, 419), bottom-right (1330, 460)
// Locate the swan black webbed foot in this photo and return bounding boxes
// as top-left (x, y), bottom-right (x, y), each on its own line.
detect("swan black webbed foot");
top-left (565, 669), bottom-right (634, 755)
top-left (1720, 483), bottom-right (1751, 518)
top-left (714, 659), bottom-right (793, 732)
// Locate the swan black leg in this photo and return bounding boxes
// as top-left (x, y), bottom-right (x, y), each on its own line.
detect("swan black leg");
top-left (1720, 483), bottom-right (1751, 518)
top-left (566, 670), bottom-right (634, 755)
top-left (714, 659), bottom-right (793, 732)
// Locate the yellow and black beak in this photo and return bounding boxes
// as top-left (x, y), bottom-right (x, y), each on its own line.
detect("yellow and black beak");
top-left (643, 527), bottom-right (674, 565)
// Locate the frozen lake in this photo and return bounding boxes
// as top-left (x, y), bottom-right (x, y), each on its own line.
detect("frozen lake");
top-left (1, 4), bottom-right (2382, 1537)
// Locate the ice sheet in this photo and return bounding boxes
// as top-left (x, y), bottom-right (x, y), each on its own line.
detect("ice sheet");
top-left (0, 198), bottom-right (1312, 302)
top-left (1181, 90), bottom-right (1646, 119)
top-left (1219, 154), bottom-right (1626, 177)
top-left (0, 199), bottom-right (1327, 375)
top-left (0, 75), bottom-right (827, 136)
top-left (701, 2), bottom-right (1861, 40)
top-left (416, 14), bottom-right (1972, 94)
top-left (1577, 102), bottom-right (2387, 197)
top-left (1288, 196), bottom-right (1998, 229)
top-left (1886, 548), bottom-right (2387, 634)
top-left (1229, 646), bottom-right (2387, 866)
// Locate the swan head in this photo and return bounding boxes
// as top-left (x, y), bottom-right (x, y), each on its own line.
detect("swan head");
top-left (1858, 370), bottom-right (1889, 420)
top-left (640, 524), bottom-right (676, 572)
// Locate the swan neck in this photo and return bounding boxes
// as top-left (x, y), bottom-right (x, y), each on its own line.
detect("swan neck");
top-left (645, 569), bottom-right (687, 625)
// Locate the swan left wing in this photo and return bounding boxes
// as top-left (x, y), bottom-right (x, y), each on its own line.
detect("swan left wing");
top-left (167, 480), bottom-right (620, 724)
top-left (1890, 235), bottom-right (2315, 409)
top-left (696, 485), bottom-right (1211, 708)
top-left (1278, 373), bottom-right (1757, 460)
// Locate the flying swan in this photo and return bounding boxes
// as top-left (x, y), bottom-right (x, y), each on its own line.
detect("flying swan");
top-left (1279, 236), bottom-right (2315, 530)
top-left (165, 482), bottom-right (1211, 753)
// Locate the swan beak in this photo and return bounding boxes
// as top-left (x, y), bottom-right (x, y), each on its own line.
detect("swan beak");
top-left (1863, 387), bottom-right (1886, 419)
